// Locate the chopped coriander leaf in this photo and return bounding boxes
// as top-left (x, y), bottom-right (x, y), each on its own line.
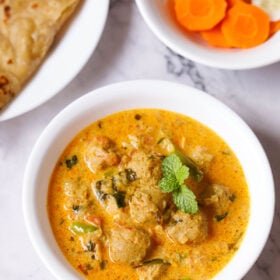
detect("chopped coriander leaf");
top-left (229, 194), bottom-right (236, 202)
top-left (72, 205), bottom-right (80, 213)
top-left (125, 168), bottom-right (137, 182)
top-left (65, 155), bottom-right (78, 169)
top-left (99, 260), bottom-right (107, 270)
top-left (86, 241), bottom-right (95, 252)
top-left (85, 263), bottom-right (93, 270)
top-left (215, 212), bottom-right (228, 222)
top-left (135, 258), bottom-right (171, 268)
top-left (113, 191), bottom-right (126, 208)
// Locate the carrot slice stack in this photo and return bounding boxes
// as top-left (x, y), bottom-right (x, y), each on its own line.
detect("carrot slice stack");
top-left (173, 0), bottom-right (277, 48)
top-left (221, 3), bottom-right (270, 48)
top-left (174, 0), bottom-right (228, 31)
top-left (270, 20), bottom-right (280, 36)
top-left (201, 23), bottom-right (231, 48)
top-left (226, 0), bottom-right (243, 8)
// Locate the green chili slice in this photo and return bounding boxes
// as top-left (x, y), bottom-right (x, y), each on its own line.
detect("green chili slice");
top-left (70, 222), bottom-right (98, 234)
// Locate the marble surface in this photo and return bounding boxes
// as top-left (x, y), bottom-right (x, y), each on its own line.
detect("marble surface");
top-left (0, 0), bottom-right (279, 279)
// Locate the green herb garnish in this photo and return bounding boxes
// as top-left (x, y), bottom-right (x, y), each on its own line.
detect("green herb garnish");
top-left (134, 114), bottom-right (142, 120)
top-left (72, 205), bottom-right (80, 213)
top-left (215, 212), bottom-right (228, 222)
top-left (65, 155), bottom-right (78, 169)
top-left (142, 259), bottom-right (165, 265)
top-left (174, 148), bottom-right (203, 182)
top-left (85, 263), bottom-right (93, 270)
top-left (86, 241), bottom-right (95, 252)
top-left (159, 154), bottom-right (198, 214)
top-left (125, 168), bottom-right (137, 182)
top-left (99, 260), bottom-right (107, 270)
top-left (113, 191), bottom-right (126, 208)
top-left (135, 258), bottom-right (170, 268)
top-left (70, 222), bottom-right (98, 234)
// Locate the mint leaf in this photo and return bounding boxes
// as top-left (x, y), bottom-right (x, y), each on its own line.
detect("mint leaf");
top-left (176, 165), bottom-right (189, 185)
top-left (161, 153), bottom-right (182, 177)
top-left (159, 154), bottom-right (185, 193)
top-left (160, 154), bottom-right (189, 191)
top-left (173, 185), bottom-right (198, 214)
top-left (159, 154), bottom-right (198, 214)
top-left (159, 175), bottom-right (179, 193)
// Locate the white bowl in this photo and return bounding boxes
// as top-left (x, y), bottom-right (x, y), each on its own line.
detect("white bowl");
top-left (135, 0), bottom-right (280, 69)
top-left (23, 80), bottom-right (274, 280)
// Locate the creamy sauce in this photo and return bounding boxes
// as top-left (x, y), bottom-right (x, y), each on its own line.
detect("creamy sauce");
top-left (48, 109), bottom-right (250, 280)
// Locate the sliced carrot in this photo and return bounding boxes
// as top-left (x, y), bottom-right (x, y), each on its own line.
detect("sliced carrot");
top-left (201, 23), bottom-right (231, 48)
top-left (226, 0), bottom-right (246, 7)
top-left (227, 0), bottom-right (241, 7)
top-left (174, 0), bottom-right (228, 31)
top-left (221, 3), bottom-right (270, 48)
top-left (270, 20), bottom-right (280, 36)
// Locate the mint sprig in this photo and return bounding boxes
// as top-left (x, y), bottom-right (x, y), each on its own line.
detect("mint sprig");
top-left (159, 154), bottom-right (198, 214)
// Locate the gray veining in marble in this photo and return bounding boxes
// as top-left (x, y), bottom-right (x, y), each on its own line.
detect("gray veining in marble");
top-left (0, 0), bottom-right (279, 279)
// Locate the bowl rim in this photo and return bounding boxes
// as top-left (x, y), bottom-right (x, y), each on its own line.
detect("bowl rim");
top-left (23, 79), bottom-right (275, 280)
top-left (135, 0), bottom-right (280, 70)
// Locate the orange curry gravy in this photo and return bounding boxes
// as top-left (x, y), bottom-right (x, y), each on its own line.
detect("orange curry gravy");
top-left (48, 109), bottom-right (250, 280)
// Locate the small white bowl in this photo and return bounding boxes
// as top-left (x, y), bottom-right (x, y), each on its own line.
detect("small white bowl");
top-left (135, 0), bottom-right (280, 69)
top-left (23, 80), bottom-right (274, 280)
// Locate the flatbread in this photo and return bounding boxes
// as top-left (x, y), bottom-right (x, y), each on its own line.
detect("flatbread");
top-left (0, 0), bottom-right (80, 110)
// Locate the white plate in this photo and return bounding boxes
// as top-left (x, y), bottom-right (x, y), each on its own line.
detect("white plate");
top-left (0, 0), bottom-right (109, 122)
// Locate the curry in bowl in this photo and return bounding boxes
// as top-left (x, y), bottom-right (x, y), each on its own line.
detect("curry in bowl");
top-left (48, 108), bottom-right (250, 280)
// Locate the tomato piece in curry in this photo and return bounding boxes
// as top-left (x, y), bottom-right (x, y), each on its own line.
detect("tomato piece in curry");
top-left (48, 109), bottom-right (250, 280)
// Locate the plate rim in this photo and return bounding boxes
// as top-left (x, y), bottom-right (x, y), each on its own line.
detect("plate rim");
top-left (0, 0), bottom-right (110, 122)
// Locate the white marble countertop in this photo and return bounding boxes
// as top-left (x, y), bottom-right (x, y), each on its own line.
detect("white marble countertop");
top-left (0, 1), bottom-right (279, 279)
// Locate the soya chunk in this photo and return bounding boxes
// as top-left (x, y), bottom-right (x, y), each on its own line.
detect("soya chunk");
top-left (190, 146), bottom-right (214, 169)
top-left (166, 211), bottom-right (208, 244)
top-left (126, 151), bottom-right (162, 181)
top-left (126, 151), bottom-right (170, 224)
top-left (129, 190), bottom-right (159, 224)
top-left (84, 136), bottom-right (120, 173)
top-left (136, 262), bottom-right (169, 280)
top-left (109, 226), bottom-right (151, 266)
top-left (129, 186), bottom-right (170, 225)
top-left (200, 184), bottom-right (234, 216)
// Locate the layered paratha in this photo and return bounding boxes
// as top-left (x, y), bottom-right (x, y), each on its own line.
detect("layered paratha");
top-left (0, 0), bottom-right (80, 110)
